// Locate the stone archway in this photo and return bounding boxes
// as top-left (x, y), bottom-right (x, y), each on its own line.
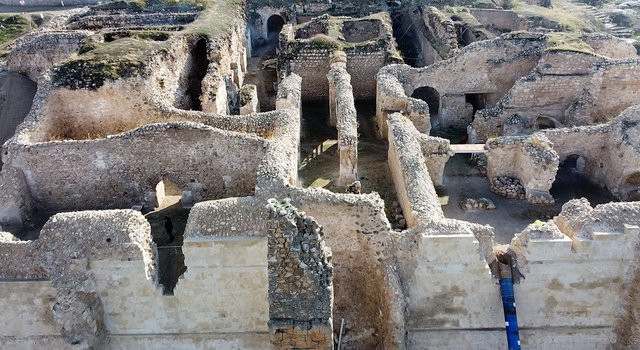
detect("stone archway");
top-left (411, 86), bottom-right (440, 116)
top-left (266, 14), bottom-right (285, 41)
top-left (533, 116), bottom-right (561, 130)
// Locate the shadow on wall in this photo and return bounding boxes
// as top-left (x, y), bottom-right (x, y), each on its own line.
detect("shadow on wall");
top-left (622, 172), bottom-right (640, 201)
top-left (0, 72), bottom-right (37, 168)
top-left (146, 179), bottom-right (188, 296)
top-left (183, 38), bottom-right (209, 111)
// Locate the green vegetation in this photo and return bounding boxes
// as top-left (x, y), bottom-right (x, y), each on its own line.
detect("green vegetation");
top-left (544, 32), bottom-right (595, 54)
top-left (54, 0), bottom-right (246, 89)
top-left (511, 0), bottom-right (604, 32)
top-left (52, 37), bottom-right (167, 88)
top-left (0, 14), bottom-right (51, 55)
top-left (184, 0), bottom-right (244, 39)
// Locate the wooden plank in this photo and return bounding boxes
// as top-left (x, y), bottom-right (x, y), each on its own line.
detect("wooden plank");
top-left (450, 144), bottom-right (486, 154)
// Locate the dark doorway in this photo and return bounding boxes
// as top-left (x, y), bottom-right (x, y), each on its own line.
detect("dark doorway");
top-left (267, 15), bottom-right (285, 41)
top-left (465, 93), bottom-right (487, 117)
top-left (185, 38), bottom-right (209, 111)
top-left (550, 154), bottom-right (616, 205)
top-left (622, 172), bottom-right (640, 201)
top-left (533, 116), bottom-right (559, 130)
top-left (411, 86), bottom-right (440, 116)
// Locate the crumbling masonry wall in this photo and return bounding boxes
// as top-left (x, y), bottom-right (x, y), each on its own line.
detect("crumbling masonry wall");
top-left (486, 134), bottom-right (559, 204)
top-left (376, 33), bottom-right (545, 132)
top-left (484, 105), bottom-right (640, 202)
top-left (279, 13), bottom-right (398, 101)
top-left (267, 199), bottom-right (333, 350)
top-left (382, 102), bottom-right (640, 349)
top-left (470, 51), bottom-right (640, 142)
top-left (3, 123), bottom-right (266, 213)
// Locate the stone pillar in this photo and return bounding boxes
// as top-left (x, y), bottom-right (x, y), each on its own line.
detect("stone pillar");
top-left (266, 199), bottom-right (333, 350)
top-left (327, 51), bottom-right (346, 127)
top-left (327, 51), bottom-right (358, 186)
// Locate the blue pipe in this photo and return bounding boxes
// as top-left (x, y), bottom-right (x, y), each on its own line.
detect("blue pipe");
top-left (500, 277), bottom-right (521, 350)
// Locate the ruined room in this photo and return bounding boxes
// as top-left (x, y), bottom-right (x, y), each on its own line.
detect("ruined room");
top-left (0, 0), bottom-right (640, 349)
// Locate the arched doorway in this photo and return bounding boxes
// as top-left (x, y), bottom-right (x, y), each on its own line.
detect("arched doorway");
top-left (411, 86), bottom-right (440, 116)
top-left (621, 172), bottom-right (640, 201)
top-left (561, 154), bottom-right (586, 174)
top-left (533, 116), bottom-right (560, 130)
top-left (266, 14), bottom-right (285, 41)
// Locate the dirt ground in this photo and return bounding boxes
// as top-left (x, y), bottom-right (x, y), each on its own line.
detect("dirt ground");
top-left (298, 100), bottom-right (402, 227)
top-left (440, 154), bottom-right (617, 243)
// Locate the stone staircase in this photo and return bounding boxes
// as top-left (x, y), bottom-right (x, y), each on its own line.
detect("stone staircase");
top-left (572, 2), bottom-right (633, 38)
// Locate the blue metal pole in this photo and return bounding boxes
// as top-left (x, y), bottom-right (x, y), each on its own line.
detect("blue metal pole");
top-left (500, 277), bottom-right (521, 350)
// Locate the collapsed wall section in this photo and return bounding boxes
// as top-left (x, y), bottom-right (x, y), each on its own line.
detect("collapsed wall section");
top-left (470, 51), bottom-right (640, 142)
top-left (96, 198), bottom-right (270, 349)
top-left (266, 199), bottom-right (333, 349)
top-left (1, 210), bottom-right (157, 349)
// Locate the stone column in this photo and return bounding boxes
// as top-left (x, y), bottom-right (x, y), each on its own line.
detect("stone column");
top-left (327, 51), bottom-right (358, 186)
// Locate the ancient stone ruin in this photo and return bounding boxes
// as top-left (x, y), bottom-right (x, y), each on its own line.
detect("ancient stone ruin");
top-left (0, 0), bottom-right (639, 348)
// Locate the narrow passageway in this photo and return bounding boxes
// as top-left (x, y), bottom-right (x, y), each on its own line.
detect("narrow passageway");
top-left (184, 38), bottom-right (209, 111)
top-left (144, 180), bottom-right (189, 296)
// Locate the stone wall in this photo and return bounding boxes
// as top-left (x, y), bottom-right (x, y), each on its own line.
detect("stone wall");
top-left (376, 32), bottom-right (545, 130)
top-left (0, 206), bottom-right (272, 349)
top-left (421, 6), bottom-right (459, 60)
top-left (387, 112), bottom-right (444, 227)
top-left (539, 105), bottom-right (640, 200)
top-left (267, 199), bottom-right (333, 350)
top-left (279, 13), bottom-right (398, 101)
top-left (470, 51), bottom-right (640, 142)
top-left (484, 105), bottom-right (640, 202)
top-left (287, 188), bottom-right (404, 349)
top-left (486, 134), bottom-right (559, 204)
top-left (470, 9), bottom-right (523, 33)
top-left (417, 134), bottom-right (452, 187)
top-left (4, 123), bottom-right (266, 212)
top-left (7, 31), bottom-right (91, 82)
